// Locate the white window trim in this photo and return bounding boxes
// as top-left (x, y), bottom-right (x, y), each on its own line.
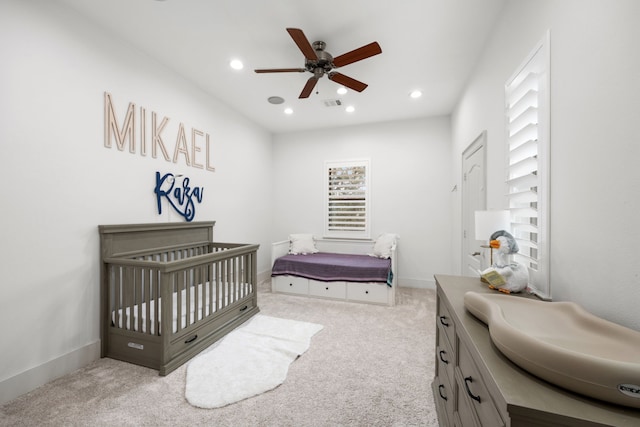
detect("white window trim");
top-left (323, 159), bottom-right (371, 240)
top-left (504, 31), bottom-right (551, 299)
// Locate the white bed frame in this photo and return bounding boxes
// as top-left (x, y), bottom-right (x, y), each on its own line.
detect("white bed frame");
top-left (270, 238), bottom-right (397, 306)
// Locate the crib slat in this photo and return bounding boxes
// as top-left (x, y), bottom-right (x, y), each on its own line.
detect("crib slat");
top-left (123, 267), bottom-right (135, 330)
top-left (199, 263), bottom-right (207, 319)
top-left (154, 269), bottom-right (161, 336)
top-left (175, 272), bottom-right (183, 333)
top-left (134, 267), bottom-right (141, 333)
top-left (113, 266), bottom-right (120, 330)
top-left (193, 266), bottom-right (199, 324)
top-left (208, 262), bottom-right (214, 314)
top-left (241, 254), bottom-right (247, 298)
top-left (216, 261), bottom-right (224, 310)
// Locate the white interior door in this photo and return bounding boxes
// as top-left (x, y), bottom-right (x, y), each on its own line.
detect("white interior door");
top-left (461, 132), bottom-right (487, 277)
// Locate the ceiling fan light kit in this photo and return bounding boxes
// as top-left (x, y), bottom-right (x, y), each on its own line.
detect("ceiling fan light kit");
top-left (255, 28), bottom-right (382, 99)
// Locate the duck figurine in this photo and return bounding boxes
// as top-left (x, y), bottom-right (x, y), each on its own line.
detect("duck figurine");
top-left (481, 230), bottom-right (529, 294)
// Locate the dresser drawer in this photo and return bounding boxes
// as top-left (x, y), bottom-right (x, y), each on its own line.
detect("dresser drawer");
top-left (346, 282), bottom-right (389, 304)
top-left (456, 378), bottom-right (481, 427)
top-left (309, 280), bottom-right (346, 299)
top-left (433, 371), bottom-right (455, 426)
top-left (457, 343), bottom-right (504, 427)
top-left (272, 275), bottom-right (309, 295)
top-left (437, 295), bottom-right (456, 352)
top-left (437, 328), bottom-right (455, 384)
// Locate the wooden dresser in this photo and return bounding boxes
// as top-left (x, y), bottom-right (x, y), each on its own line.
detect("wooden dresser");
top-left (432, 274), bottom-right (640, 426)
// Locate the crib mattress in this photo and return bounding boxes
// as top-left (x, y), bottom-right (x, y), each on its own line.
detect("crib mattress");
top-left (271, 252), bottom-right (392, 286)
top-left (112, 282), bottom-right (249, 334)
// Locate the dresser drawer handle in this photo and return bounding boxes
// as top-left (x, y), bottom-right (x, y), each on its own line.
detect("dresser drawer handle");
top-left (439, 316), bottom-right (449, 327)
top-left (439, 350), bottom-right (449, 364)
top-left (464, 376), bottom-right (482, 403)
top-left (438, 384), bottom-right (448, 401)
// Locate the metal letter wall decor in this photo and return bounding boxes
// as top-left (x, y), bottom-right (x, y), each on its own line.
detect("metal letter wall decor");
top-left (154, 172), bottom-right (204, 222)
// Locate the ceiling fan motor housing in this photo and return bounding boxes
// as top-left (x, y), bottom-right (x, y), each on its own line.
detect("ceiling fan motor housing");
top-left (305, 41), bottom-right (334, 76)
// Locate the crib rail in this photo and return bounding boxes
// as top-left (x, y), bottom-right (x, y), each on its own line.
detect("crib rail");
top-left (105, 242), bottom-right (258, 337)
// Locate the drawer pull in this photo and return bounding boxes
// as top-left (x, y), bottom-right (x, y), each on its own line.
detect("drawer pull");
top-left (438, 384), bottom-right (448, 401)
top-left (439, 316), bottom-right (449, 327)
top-left (184, 334), bottom-right (198, 344)
top-left (239, 305), bottom-right (249, 312)
top-left (439, 350), bottom-right (449, 364)
top-left (464, 376), bottom-right (482, 403)
top-left (326, 287), bottom-right (329, 290)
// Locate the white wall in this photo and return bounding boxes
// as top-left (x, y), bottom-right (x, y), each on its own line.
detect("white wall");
top-left (451, 0), bottom-right (640, 329)
top-left (272, 117), bottom-right (453, 288)
top-left (0, 0), bottom-right (273, 403)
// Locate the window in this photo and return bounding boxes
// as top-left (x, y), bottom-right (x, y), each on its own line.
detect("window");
top-left (504, 32), bottom-right (550, 299)
top-left (324, 159), bottom-right (370, 239)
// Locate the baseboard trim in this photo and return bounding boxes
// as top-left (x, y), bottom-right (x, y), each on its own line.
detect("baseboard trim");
top-left (398, 277), bottom-right (436, 289)
top-left (258, 269), bottom-right (271, 284)
top-left (0, 340), bottom-right (100, 405)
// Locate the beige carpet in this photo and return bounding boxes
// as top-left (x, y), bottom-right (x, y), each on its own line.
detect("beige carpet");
top-left (0, 282), bottom-right (438, 426)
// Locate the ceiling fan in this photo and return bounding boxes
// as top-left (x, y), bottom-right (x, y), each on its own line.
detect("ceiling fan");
top-left (255, 28), bottom-right (382, 99)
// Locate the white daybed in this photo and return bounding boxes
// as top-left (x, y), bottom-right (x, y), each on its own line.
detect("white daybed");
top-left (270, 235), bottom-right (397, 306)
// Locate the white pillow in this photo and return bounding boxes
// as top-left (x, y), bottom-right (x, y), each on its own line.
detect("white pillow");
top-left (289, 234), bottom-right (319, 255)
top-left (370, 233), bottom-right (397, 259)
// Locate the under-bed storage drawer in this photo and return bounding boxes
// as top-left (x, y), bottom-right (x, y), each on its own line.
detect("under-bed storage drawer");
top-left (309, 280), bottom-right (346, 299)
top-left (272, 275), bottom-right (309, 295)
top-left (346, 282), bottom-right (389, 304)
top-left (168, 298), bottom-right (256, 358)
top-left (108, 332), bottom-right (162, 370)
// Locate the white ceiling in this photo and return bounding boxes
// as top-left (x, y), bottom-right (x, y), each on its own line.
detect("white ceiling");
top-left (57, 0), bottom-right (506, 134)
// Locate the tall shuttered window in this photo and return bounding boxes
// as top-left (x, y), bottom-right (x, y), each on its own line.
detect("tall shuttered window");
top-left (324, 159), bottom-right (370, 239)
top-left (505, 33), bottom-right (550, 299)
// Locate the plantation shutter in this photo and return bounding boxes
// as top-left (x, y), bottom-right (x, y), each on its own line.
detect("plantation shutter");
top-left (324, 159), bottom-right (370, 239)
top-left (505, 34), bottom-right (550, 298)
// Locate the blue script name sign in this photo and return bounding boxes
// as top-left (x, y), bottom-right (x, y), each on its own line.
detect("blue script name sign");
top-left (154, 172), bottom-right (204, 222)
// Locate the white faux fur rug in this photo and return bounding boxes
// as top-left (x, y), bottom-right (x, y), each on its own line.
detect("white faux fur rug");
top-left (185, 314), bottom-right (323, 409)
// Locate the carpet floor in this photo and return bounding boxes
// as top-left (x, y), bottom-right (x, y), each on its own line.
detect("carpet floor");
top-left (0, 282), bottom-right (438, 427)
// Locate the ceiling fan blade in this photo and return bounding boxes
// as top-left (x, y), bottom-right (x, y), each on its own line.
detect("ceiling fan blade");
top-left (286, 28), bottom-right (318, 61)
top-left (254, 68), bottom-right (306, 73)
top-left (328, 72), bottom-right (368, 92)
top-left (332, 42), bottom-right (382, 68)
top-left (299, 77), bottom-right (319, 98)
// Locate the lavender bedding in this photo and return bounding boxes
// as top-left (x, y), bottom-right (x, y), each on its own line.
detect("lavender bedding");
top-left (271, 252), bottom-right (393, 286)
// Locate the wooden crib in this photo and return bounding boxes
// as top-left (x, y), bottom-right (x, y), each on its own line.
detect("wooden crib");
top-left (99, 221), bottom-right (259, 375)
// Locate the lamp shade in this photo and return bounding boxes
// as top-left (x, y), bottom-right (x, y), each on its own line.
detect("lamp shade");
top-left (475, 210), bottom-right (510, 241)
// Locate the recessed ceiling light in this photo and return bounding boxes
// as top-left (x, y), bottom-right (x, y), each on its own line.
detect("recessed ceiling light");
top-left (336, 87), bottom-right (347, 95)
top-left (345, 105), bottom-right (355, 113)
top-left (284, 108), bottom-right (293, 115)
top-left (229, 59), bottom-right (244, 70)
top-left (410, 90), bottom-right (422, 99)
